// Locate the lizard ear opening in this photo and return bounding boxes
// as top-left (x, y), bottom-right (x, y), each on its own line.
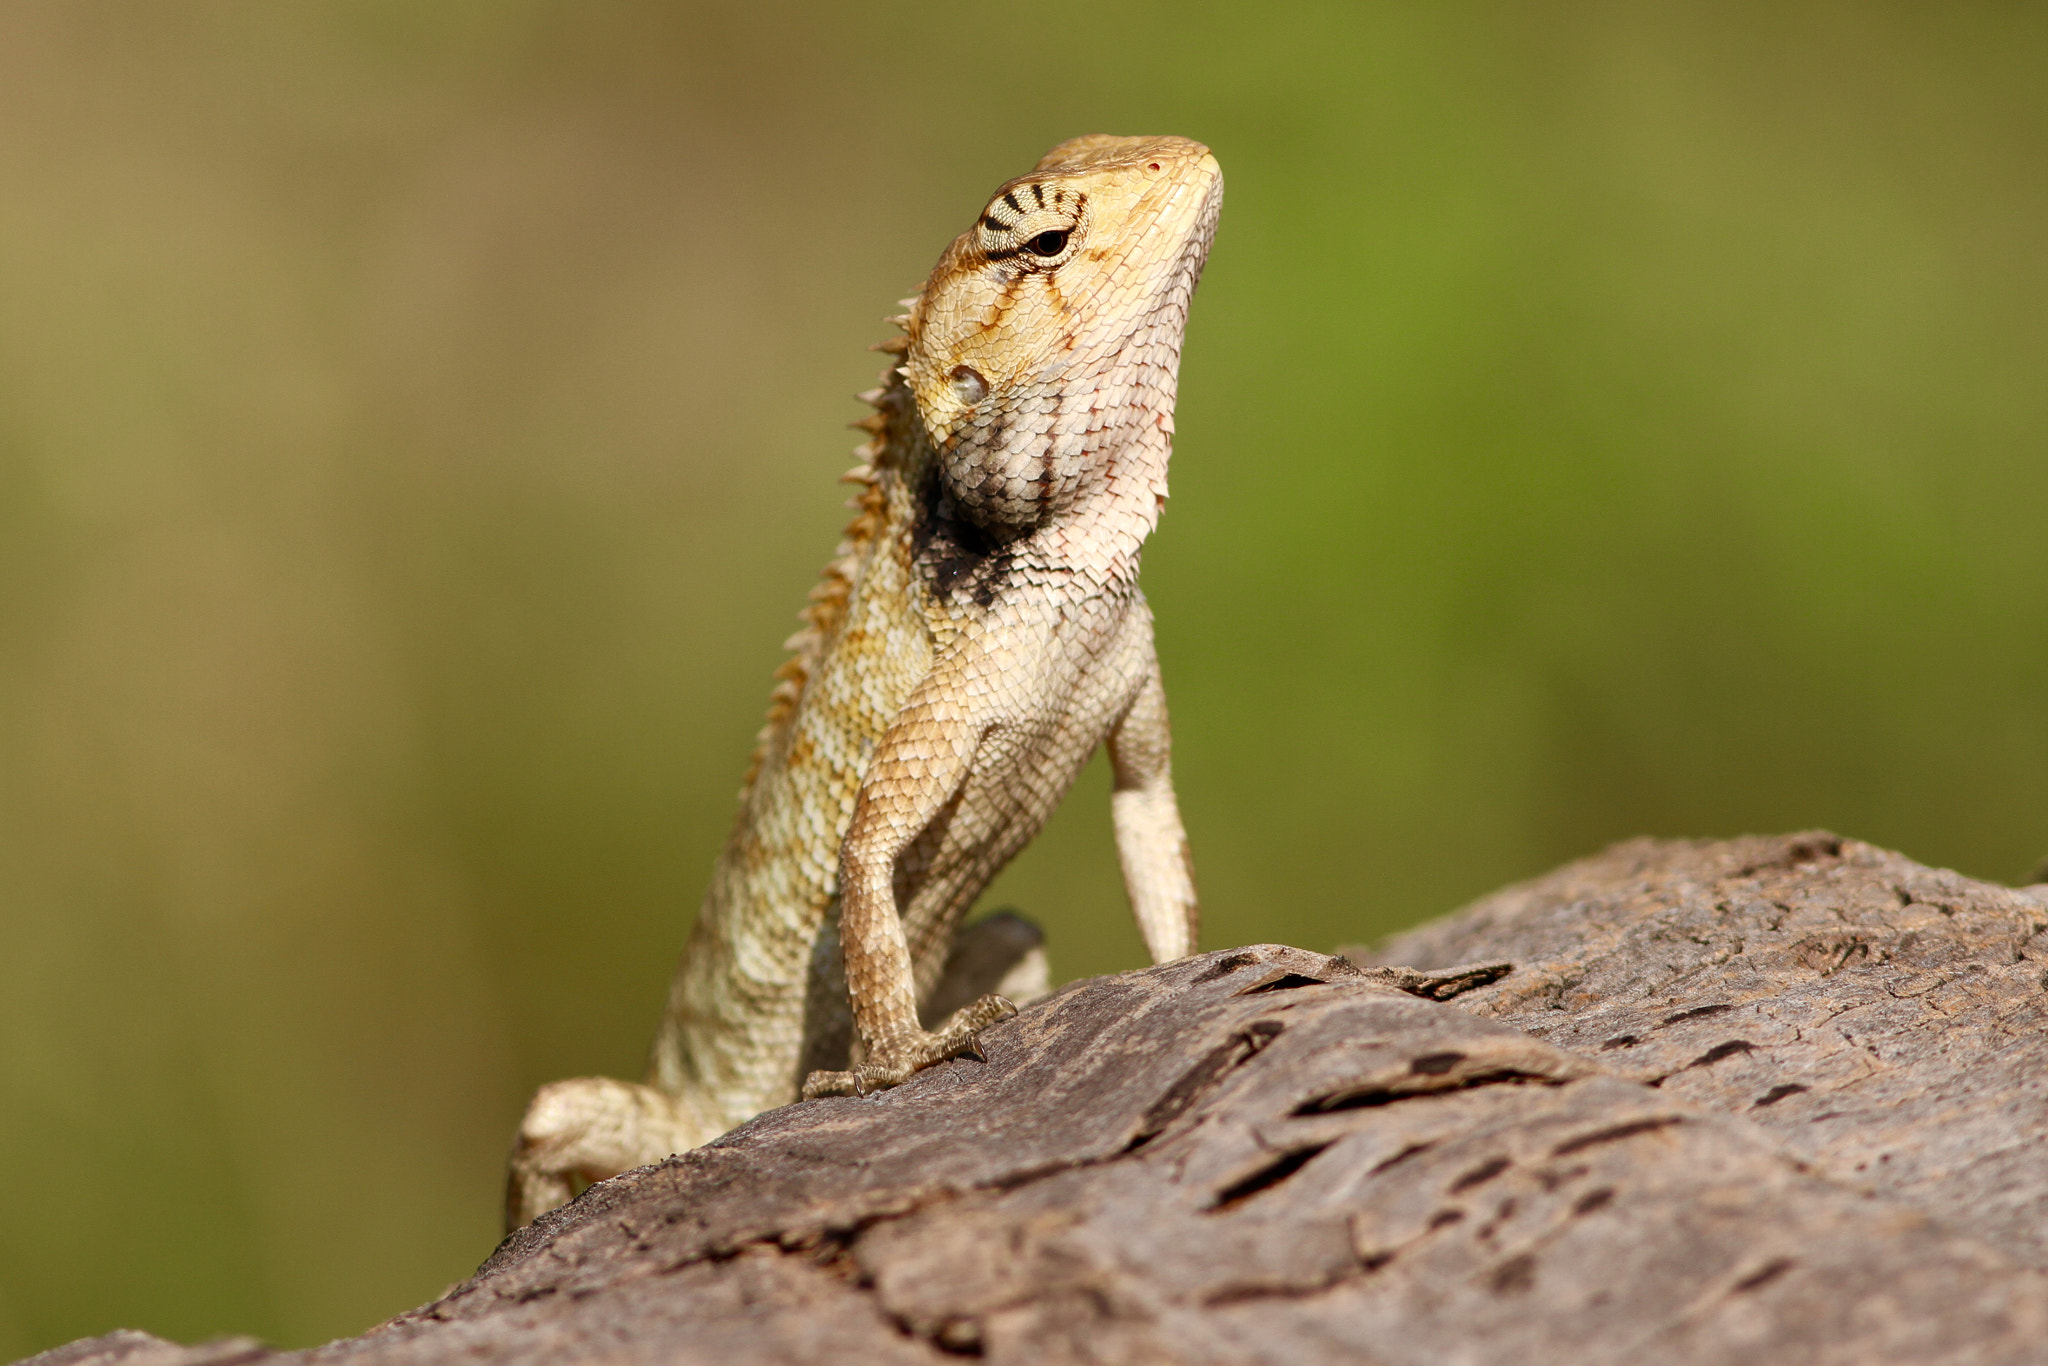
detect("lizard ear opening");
top-left (947, 365), bottom-right (989, 404)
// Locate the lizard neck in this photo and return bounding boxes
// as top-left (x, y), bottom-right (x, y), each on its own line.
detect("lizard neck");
top-left (905, 363), bottom-right (1179, 610)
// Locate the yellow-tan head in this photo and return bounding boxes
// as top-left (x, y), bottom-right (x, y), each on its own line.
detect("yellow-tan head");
top-left (905, 136), bottom-right (1223, 540)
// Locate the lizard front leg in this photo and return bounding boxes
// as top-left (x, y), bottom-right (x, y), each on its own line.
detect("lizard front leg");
top-left (1107, 655), bottom-right (1199, 964)
top-left (800, 694), bottom-right (1016, 1100)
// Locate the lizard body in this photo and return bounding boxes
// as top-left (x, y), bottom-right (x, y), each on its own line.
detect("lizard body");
top-left (507, 135), bottom-right (1221, 1229)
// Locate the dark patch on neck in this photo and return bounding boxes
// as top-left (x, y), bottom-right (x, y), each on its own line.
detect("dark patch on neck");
top-left (911, 468), bottom-right (1019, 611)
top-left (1035, 438), bottom-right (1058, 501)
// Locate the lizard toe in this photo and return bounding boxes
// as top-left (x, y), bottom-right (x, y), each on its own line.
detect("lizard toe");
top-left (801, 1068), bottom-right (865, 1100)
top-left (932, 992), bottom-right (1018, 1039)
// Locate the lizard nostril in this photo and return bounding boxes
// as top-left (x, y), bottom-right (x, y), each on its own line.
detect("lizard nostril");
top-left (947, 365), bottom-right (989, 404)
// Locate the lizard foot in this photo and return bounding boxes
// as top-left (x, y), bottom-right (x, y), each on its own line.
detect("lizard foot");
top-left (801, 993), bottom-right (1018, 1100)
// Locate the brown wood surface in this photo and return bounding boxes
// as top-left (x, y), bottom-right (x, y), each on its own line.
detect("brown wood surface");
top-left (24, 834), bottom-right (2048, 1365)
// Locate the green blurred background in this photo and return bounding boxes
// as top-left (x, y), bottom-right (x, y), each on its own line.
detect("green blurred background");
top-left (1, 0), bottom-right (2043, 1355)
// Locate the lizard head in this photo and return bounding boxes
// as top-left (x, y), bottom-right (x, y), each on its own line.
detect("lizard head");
top-left (905, 135), bottom-right (1223, 538)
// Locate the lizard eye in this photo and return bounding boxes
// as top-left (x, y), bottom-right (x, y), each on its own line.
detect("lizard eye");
top-left (1024, 229), bottom-right (1070, 257)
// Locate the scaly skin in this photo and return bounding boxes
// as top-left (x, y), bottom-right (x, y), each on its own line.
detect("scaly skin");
top-left (507, 135), bottom-right (1221, 1229)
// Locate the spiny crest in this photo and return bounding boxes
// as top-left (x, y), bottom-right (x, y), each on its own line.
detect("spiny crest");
top-left (738, 301), bottom-right (919, 797)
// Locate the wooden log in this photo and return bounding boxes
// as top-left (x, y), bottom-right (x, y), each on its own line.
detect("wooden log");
top-left (24, 834), bottom-right (2048, 1365)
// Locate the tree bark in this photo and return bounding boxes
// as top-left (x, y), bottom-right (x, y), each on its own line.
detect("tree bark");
top-left (25, 834), bottom-right (2048, 1365)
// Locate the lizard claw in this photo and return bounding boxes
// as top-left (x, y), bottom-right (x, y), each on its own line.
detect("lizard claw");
top-left (800, 994), bottom-right (1019, 1100)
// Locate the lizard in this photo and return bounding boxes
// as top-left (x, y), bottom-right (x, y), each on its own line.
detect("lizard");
top-left (506, 134), bottom-right (1222, 1230)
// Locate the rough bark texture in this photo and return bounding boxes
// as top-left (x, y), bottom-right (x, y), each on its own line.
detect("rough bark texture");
top-left (25, 834), bottom-right (2048, 1366)
top-left (1369, 831), bottom-right (2048, 1272)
